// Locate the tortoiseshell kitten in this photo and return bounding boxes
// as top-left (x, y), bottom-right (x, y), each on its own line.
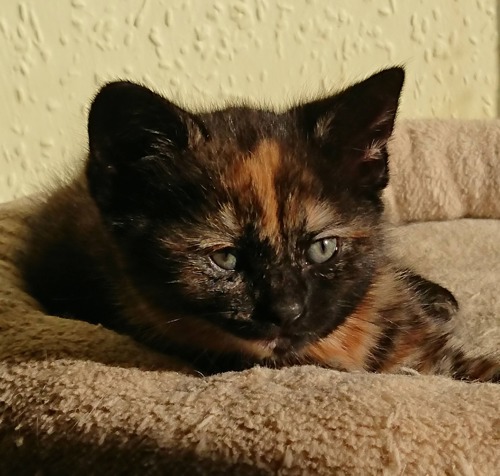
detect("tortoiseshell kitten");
top-left (21, 67), bottom-right (499, 381)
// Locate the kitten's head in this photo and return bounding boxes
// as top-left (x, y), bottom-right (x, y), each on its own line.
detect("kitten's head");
top-left (86, 67), bottom-right (404, 360)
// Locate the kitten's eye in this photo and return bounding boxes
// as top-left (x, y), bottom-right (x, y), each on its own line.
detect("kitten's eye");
top-left (210, 248), bottom-right (237, 270)
top-left (306, 237), bottom-right (339, 264)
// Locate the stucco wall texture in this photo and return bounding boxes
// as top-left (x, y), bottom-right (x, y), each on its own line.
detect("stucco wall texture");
top-left (0, 0), bottom-right (498, 202)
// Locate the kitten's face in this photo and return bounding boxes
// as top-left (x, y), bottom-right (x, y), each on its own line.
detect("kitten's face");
top-left (86, 68), bottom-right (404, 359)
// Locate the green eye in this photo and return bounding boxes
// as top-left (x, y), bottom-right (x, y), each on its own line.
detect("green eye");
top-left (306, 237), bottom-right (339, 264)
top-left (210, 248), bottom-right (237, 270)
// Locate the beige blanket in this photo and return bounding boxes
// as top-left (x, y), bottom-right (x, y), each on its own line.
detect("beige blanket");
top-left (1, 120), bottom-right (499, 475)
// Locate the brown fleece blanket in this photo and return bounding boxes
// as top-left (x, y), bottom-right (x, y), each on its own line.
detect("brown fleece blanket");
top-left (1, 120), bottom-right (499, 475)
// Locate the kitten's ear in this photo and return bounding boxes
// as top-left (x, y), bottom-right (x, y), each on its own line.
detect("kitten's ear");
top-left (297, 67), bottom-right (404, 193)
top-left (88, 81), bottom-right (205, 168)
top-left (86, 81), bottom-right (207, 215)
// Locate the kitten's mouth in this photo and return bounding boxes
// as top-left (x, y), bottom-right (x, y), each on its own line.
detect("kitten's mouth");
top-left (215, 315), bottom-right (315, 357)
top-left (254, 334), bottom-right (308, 356)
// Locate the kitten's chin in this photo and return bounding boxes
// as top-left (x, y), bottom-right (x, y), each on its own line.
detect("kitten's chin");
top-left (250, 334), bottom-right (310, 358)
top-left (253, 337), bottom-right (280, 352)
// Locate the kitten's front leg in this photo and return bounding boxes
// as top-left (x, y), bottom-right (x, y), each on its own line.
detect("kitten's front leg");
top-left (404, 330), bottom-right (500, 383)
top-left (371, 305), bottom-right (500, 383)
top-left (400, 274), bottom-right (499, 382)
top-left (303, 320), bottom-right (499, 382)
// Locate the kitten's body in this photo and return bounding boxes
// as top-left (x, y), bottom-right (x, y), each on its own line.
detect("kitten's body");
top-left (21, 68), bottom-right (499, 381)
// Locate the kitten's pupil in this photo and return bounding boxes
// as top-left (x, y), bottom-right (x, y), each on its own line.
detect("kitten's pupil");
top-left (307, 237), bottom-right (338, 264)
top-left (211, 248), bottom-right (237, 270)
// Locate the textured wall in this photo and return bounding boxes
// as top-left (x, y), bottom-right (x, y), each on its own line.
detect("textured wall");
top-left (0, 0), bottom-right (498, 202)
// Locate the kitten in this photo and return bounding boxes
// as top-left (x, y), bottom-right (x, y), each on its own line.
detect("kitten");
top-left (21, 67), bottom-right (499, 381)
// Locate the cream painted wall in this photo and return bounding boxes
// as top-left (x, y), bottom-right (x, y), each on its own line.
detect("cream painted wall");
top-left (0, 0), bottom-right (498, 202)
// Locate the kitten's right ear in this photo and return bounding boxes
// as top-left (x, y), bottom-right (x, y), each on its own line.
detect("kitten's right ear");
top-left (88, 81), bottom-right (204, 169)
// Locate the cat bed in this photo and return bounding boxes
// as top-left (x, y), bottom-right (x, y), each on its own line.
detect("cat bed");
top-left (1, 120), bottom-right (499, 474)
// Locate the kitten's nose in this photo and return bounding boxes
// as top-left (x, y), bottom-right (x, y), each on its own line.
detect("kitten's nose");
top-left (269, 298), bottom-right (304, 325)
top-left (260, 268), bottom-right (306, 326)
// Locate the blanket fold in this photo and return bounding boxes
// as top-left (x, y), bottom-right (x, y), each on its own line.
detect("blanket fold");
top-left (385, 119), bottom-right (500, 223)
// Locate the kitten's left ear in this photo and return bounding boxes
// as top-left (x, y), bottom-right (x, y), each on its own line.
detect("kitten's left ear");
top-left (86, 81), bottom-right (209, 217)
top-left (296, 67), bottom-right (404, 193)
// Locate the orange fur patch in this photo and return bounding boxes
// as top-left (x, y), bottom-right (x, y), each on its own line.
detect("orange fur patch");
top-left (226, 139), bottom-right (282, 244)
top-left (381, 326), bottom-right (435, 374)
top-left (301, 292), bottom-right (381, 371)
